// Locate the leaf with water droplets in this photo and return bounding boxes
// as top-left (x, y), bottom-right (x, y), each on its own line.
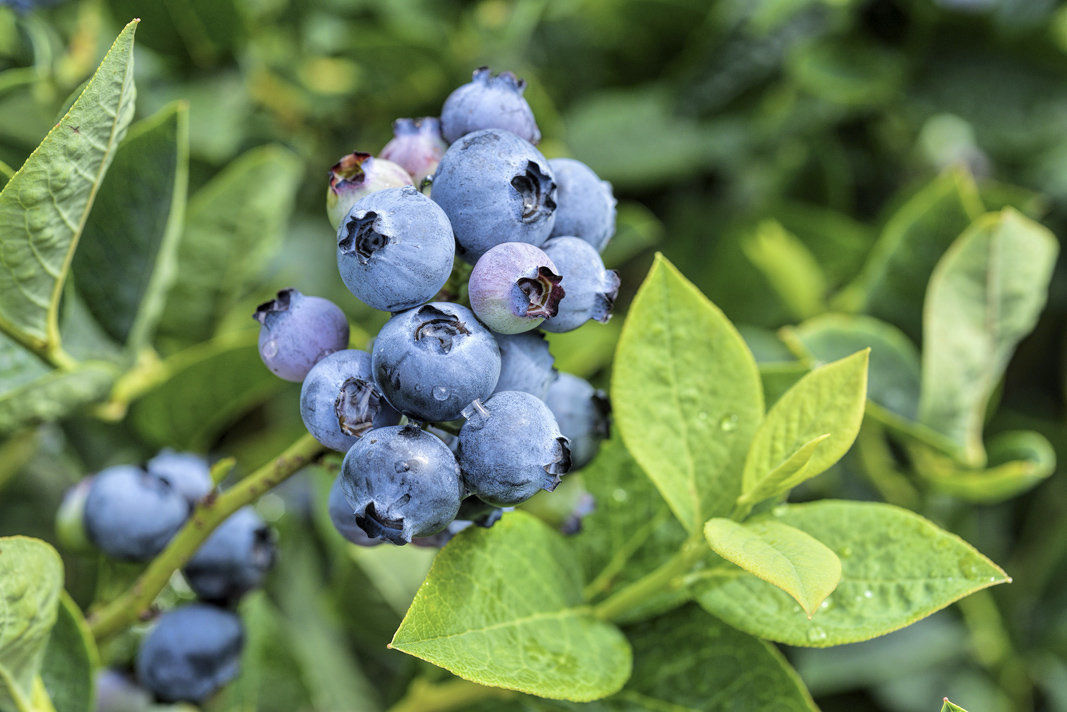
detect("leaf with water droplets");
top-left (694, 501), bottom-right (1008, 647)
top-left (740, 350), bottom-right (868, 506)
top-left (704, 518), bottom-right (841, 618)
top-left (391, 511), bottom-right (631, 701)
top-left (0, 537), bottom-right (64, 712)
top-left (0, 21), bottom-right (138, 353)
top-left (612, 254), bottom-right (762, 533)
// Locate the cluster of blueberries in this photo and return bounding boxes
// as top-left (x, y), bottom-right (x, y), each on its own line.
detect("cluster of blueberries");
top-left (64, 451), bottom-right (271, 705)
top-left (258, 67), bottom-right (617, 548)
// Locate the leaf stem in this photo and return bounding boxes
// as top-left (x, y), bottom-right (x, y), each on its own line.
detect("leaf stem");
top-left (386, 678), bottom-right (514, 712)
top-left (592, 536), bottom-right (708, 623)
top-left (87, 433), bottom-right (326, 642)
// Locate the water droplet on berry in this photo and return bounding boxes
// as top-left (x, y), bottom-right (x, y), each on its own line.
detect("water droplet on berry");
top-left (432, 386), bottom-right (449, 401)
top-left (719, 414), bottom-right (738, 432)
top-left (806, 626), bottom-right (828, 643)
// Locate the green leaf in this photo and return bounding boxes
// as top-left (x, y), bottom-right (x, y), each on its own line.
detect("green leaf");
top-left (74, 101), bottom-right (189, 348)
top-left (576, 438), bottom-right (688, 623)
top-left (740, 350), bottom-right (868, 505)
top-left (758, 361), bottom-right (810, 408)
top-left (156, 145), bottom-right (302, 347)
top-left (391, 511), bottom-right (631, 701)
top-left (0, 21), bottom-right (138, 353)
top-left (842, 169), bottom-right (983, 342)
top-left (784, 313), bottom-right (921, 422)
top-left (942, 699), bottom-right (968, 712)
top-left (612, 254), bottom-right (763, 532)
top-left (742, 220), bottom-right (826, 320)
top-left (704, 518), bottom-right (841, 617)
top-left (0, 537), bottom-right (63, 712)
top-left (910, 430), bottom-right (1056, 503)
top-left (344, 544), bottom-right (436, 619)
top-left (919, 209), bottom-right (1058, 466)
top-left (127, 330), bottom-right (287, 450)
top-left (39, 592), bottom-right (98, 712)
top-left (694, 501), bottom-right (1008, 647)
top-left (0, 361), bottom-right (115, 437)
top-left (544, 319), bottom-right (621, 380)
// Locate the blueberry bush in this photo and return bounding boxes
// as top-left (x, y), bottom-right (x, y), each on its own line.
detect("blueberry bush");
top-left (1, 3), bottom-right (1066, 712)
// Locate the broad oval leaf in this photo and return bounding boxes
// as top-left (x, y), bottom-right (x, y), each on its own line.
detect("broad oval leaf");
top-left (391, 511), bottom-right (632, 701)
top-left (75, 101), bottom-right (189, 348)
top-left (704, 518), bottom-right (841, 618)
top-left (741, 434), bottom-right (829, 507)
top-left (741, 350), bottom-right (868, 504)
top-left (0, 537), bottom-right (63, 711)
top-left (612, 254), bottom-right (763, 533)
top-left (919, 208), bottom-right (1058, 466)
top-left (156, 145), bottom-right (302, 348)
top-left (841, 169), bottom-right (982, 342)
top-left (0, 21), bottom-right (138, 352)
top-left (0, 361), bottom-right (115, 437)
top-left (694, 501), bottom-right (1008, 647)
top-left (40, 592), bottom-right (98, 712)
top-left (742, 220), bottom-right (826, 321)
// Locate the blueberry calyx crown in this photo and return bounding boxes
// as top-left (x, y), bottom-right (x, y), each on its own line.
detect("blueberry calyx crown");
top-left (516, 266), bottom-right (565, 319)
top-left (412, 305), bottom-right (471, 354)
top-left (339, 210), bottom-right (390, 264)
top-left (356, 502), bottom-right (408, 545)
top-left (472, 66), bottom-right (527, 94)
top-left (541, 437), bottom-right (572, 492)
top-left (328, 152), bottom-right (372, 194)
top-left (253, 288), bottom-right (297, 325)
top-left (334, 377), bottom-right (383, 437)
top-left (591, 390), bottom-right (612, 440)
top-left (592, 270), bottom-right (622, 323)
top-left (511, 161), bottom-right (557, 223)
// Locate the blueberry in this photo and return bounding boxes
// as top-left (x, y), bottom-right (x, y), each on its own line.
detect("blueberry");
top-left (561, 492), bottom-right (596, 536)
top-left (255, 289), bottom-right (350, 382)
top-left (380, 117), bottom-right (448, 186)
top-left (468, 242), bottom-right (564, 334)
top-left (371, 302), bottom-right (501, 422)
top-left (548, 158), bottom-right (617, 252)
top-left (328, 474), bottom-right (382, 546)
top-left (94, 669), bottom-right (152, 712)
top-left (341, 424), bottom-right (463, 544)
top-left (146, 449), bottom-right (213, 505)
top-left (543, 373), bottom-right (611, 469)
top-left (540, 237), bottom-right (620, 333)
top-left (182, 506), bottom-right (275, 605)
top-left (300, 349), bottom-right (402, 452)
top-left (440, 67), bottom-right (541, 145)
top-left (84, 466), bottom-right (189, 561)
top-left (493, 332), bottom-right (557, 398)
top-left (431, 129), bottom-right (557, 262)
top-left (457, 392), bottom-right (571, 507)
top-left (327, 151), bottom-right (413, 230)
top-left (337, 186), bottom-right (456, 313)
top-left (136, 603), bottom-right (244, 704)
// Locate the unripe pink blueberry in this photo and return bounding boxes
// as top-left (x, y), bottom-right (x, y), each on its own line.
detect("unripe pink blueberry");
top-left (326, 152), bottom-right (413, 230)
top-left (468, 242), bottom-right (565, 334)
top-left (380, 118), bottom-right (448, 186)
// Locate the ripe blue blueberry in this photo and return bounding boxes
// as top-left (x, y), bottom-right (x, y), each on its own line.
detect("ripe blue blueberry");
top-left (328, 474), bottom-right (382, 546)
top-left (440, 67), bottom-right (541, 145)
top-left (469, 242), bottom-right (564, 334)
top-left (543, 372), bottom-right (611, 469)
top-left (146, 449), bottom-right (212, 505)
top-left (84, 465), bottom-right (189, 561)
top-left (548, 158), bottom-right (617, 252)
top-left (341, 424), bottom-right (463, 544)
top-left (255, 289), bottom-right (350, 382)
top-left (431, 129), bottom-right (557, 262)
top-left (136, 603), bottom-right (244, 704)
top-left (493, 332), bottom-right (557, 398)
top-left (183, 506), bottom-right (275, 605)
top-left (540, 237), bottom-right (620, 333)
top-left (457, 391), bottom-right (571, 507)
top-left (327, 151), bottom-right (413, 230)
top-left (371, 302), bottom-right (501, 422)
top-left (337, 186), bottom-right (456, 313)
top-left (380, 117), bottom-right (448, 186)
top-left (300, 349), bottom-right (401, 452)
top-left (94, 669), bottom-right (152, 712)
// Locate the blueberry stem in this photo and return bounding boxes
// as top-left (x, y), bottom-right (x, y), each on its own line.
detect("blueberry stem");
top-left (386, 677), bottom-right (514, 712)
top-left (87, 433), bottom-right (327, 642)
top-left (591, 535), bottom-right (708, 623)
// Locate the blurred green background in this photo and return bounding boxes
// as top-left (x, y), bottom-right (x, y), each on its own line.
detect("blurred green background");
top-left (2, 1), bottom-right (1067, 710)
